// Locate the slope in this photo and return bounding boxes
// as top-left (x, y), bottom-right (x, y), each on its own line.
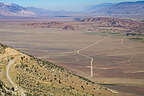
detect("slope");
top-left (0, 2), bottom-right (35, 17)
top-left (0, 43), bottom-right (118, 96)
top-left (89, 1), bottom-right (144, 18)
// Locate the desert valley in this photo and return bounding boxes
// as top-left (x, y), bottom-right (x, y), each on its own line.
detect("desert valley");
top-left (0, 1), bottom-right (144, 96)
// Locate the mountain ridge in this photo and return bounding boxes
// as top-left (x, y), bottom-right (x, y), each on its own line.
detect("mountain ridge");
top-left (0, 2), bottom-right (78, 17)
top-left (88, 1), bottom-right (144, 18)
top-left (0, 2), bottom-right (35, 17)
top-left (1, 1), bottom-right (144, 18)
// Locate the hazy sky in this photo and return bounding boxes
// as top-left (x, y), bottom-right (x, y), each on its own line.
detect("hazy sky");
top-left (0, 0), bottom-right (142, 11)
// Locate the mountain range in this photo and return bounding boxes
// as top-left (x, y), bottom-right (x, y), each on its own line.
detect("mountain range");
top-left (0, 2), bottom-right (76, 17)
top-left (0, 1), bottom-right (144, 18)
top-left (88, 1), bottom-right (144, 17)
top-left (0, 2), bottom-right (35, 17)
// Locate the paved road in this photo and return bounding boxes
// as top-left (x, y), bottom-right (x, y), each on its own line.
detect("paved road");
top-left (6, 59), bottom-right (26, 96)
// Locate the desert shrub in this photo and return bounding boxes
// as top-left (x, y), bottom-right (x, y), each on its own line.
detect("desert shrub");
top-left (21, 56), bottom-right (25, 61)
top-left (10, 57), bottom-right (14, 60)
top-left (0, 43), bottom-right (7, 49)
top-left (80, 85), bottom-right (84, 90)
top-left (86, 82), bottom-right (89, 85)
top-left (19, 62), bottom-right (28, 69)
top-left (72, 73), bottom-right (95, 84)
top-left (0, 44), bottom-right (7, 54)
top-left (91, 94), bottom-right (94, 96)
top-left (26, 93), bottom-right (33, 96)
top-left (98, 93), bottom-right (102, 95)
top-left (0, 67), bottom-right (2, 72)
top-left (104, 87), bottom-right (108, 90)
top-left (58, 80), bottom-right (61, 84)
top-left (0, 48), bottom-right (5, 54)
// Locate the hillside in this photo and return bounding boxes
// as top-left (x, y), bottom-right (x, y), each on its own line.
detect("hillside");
top-left (0, 2), bottom-right (35, 17)
top-left (88, 1), bottom-right (144, 18)
top-left (0, 80), bottom-right (17, 96)
top-left (25, 17), bottom-right (144, 34)
top-left (0, 2), bottom-right (77, 17)
top-left (81, 17), bottom-right (143, 28)
top-left (0, 43), bottom-right (118, 96)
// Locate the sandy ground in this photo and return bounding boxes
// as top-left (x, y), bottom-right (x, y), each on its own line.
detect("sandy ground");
top-left (0, 19), bottom-right (144, 96)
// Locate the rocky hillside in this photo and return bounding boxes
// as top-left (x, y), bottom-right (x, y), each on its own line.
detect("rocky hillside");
top-left (24, 17), bottom-right (144, 34)
top-left (81, 17), bottom-right (140, 27)
top-left (0, 80), bottom-right (17, 96)
top-left (81, 17), bottom-right (144, 33)
top-left (0, 43), bottom-right (117, 96)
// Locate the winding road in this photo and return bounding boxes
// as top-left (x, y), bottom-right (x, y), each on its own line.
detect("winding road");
top-left (56, 36), bottom-right (133, 78)
top-left (56, 37), bottom-right (107, 77)
top-left (58, 36), bottom-right (133, 78)
top-left (6, 59), bottom-right (26, 96)
top-left (120, 37), bottom-right (134, 64)
top-left (76, 37), bottom-right (107, 77)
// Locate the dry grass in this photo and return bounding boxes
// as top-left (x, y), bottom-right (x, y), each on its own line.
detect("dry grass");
top-left (0, 18), bottom-right (144, 96)
top-left (0, 44), bottom-right (116, 96)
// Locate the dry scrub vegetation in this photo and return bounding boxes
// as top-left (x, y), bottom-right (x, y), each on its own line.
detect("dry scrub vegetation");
top-left (0, 43), bottom-right (116, 96)
top-left (0, 17), bottom-right (144, 96)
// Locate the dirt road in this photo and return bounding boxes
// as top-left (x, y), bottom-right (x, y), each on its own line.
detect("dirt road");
top-left (76, 37), bottom-right (107, 77)
top-left (6, 59), bottom-right (26, 96)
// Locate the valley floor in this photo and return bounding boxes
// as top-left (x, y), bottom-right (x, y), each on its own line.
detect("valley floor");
top-left (0, 18), bottom-right (144, 96)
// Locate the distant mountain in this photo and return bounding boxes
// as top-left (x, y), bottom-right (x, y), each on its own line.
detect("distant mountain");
top-left (0, 2), bottom-right (78, 17)
top-left (88, 3), bottom-right (114, 12)
top-left (1, 1), bottom-right (144, 18)
top-left (26, 7), bottom-right (54, 16)
top-left (0, 2), bottom-right (35, 17)
top-left (88, 1), bottom-right (144, 18)
top-left (27, 7), bottom-right (80, 17)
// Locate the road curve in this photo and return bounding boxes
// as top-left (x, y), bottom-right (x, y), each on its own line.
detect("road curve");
top-left (53, 37), bottom-right (107, 77)
top-left (6, 59), bottom-right (26, 96)
top-left (76, 37), bottom-right (107, 77)
top-left (120, 37), bottom-right (134, 64)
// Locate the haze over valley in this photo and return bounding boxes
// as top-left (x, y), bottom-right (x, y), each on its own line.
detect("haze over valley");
top-left (0, 0), bottom-right (144, 96)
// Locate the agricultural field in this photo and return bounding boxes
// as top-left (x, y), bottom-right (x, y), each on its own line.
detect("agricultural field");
top-left (0, 17), bottom-right (144, 96)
